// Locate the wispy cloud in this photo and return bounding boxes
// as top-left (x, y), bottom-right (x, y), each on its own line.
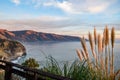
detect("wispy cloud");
top-left (10, 0), bottom-right (118, 14)
top-left (26, 0), bottom-right (117, 14)
top-left (37, 16), bottom-right (68, 22)
top-left (56, 0), bottom-right (118, 14)
top-left (11, 0), bottom-right (21, 5)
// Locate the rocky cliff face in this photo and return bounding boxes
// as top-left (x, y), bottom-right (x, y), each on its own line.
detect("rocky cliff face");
top-left (0, 29), bottom-right (81, 42)
top-left (0, 39), bottom-right (26, 61)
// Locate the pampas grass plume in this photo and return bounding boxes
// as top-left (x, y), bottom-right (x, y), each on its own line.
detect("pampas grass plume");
top-left (76, 49), bottom-right (83, 61)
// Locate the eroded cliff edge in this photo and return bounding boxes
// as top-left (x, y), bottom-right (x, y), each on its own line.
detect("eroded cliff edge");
top-left (0, 39), bottom-right (26, 61)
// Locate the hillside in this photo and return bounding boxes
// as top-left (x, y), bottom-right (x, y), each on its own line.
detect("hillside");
top-left (0, 29), bottom-right (81, 42)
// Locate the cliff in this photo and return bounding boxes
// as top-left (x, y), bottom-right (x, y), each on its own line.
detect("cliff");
top-left (0, 39), bottom-right (26, 61)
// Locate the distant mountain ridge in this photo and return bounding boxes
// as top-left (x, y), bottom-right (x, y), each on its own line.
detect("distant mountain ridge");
top-left (0, 29), bottom-right (81, 42)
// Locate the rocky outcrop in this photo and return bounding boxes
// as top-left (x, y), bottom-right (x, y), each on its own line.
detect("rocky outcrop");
top-left (0, 29), bottom-right (81, 42)
top-left (0, 39), bottom-right (26, 61)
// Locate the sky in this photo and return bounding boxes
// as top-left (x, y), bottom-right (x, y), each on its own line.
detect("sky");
top-left (0, 0), bottom-right (120, 38)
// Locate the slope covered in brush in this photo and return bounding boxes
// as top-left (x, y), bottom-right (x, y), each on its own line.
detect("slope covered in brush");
top-left (0, 29), bottom-right (81, 42)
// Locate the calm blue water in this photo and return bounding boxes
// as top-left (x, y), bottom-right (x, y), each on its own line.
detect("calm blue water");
top-left (20, 40), bottom-right (120, 71)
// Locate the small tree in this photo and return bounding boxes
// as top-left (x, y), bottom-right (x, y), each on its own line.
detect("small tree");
top-left (22, 58), bottom-right (39, 69)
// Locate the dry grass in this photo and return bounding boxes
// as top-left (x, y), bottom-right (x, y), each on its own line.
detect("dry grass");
top-left (77, 26), bottom-right (120, 80)
top-left (94, 27), bottom-right (97, 45)
top-left (76, 49), bottom-right (83, 61)
top-left (98, 34), bottom-right (102, 53)
top-left (80, 37), bottom-right (89, 60)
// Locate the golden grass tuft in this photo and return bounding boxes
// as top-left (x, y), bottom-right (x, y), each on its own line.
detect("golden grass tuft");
top-left (110, 27), bottom-right (115, 79)
top-left (102, 30), bottom-right (105, 52)
top-left (105, 26), bottom-right (109, 46)
top-left (98, 34), bottom-right (102, 53)
top-left (76, 49), bottom-right (83, 61)
top-left (80, 37), bottom-right (89, 60)
top-left (89, 32), bottom-right (94, 51)
top-left (81, 49), bottom-right (87, 60)
top-left (94, 27), bottom-right (97, 45)
top-left (111, 27), bottom-right (115, 48)
top-left (88, 32), bottom-right (96, 59)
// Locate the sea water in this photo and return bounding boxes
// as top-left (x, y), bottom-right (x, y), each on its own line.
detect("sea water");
top-left (18, 40), bottom-right (120, 71)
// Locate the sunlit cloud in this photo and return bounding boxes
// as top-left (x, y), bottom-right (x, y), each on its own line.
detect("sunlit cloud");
top-left (0, 18), bottom-right (120, 38)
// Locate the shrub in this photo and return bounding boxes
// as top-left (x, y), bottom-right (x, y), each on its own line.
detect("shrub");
top-left (22, 58), bottom-right (39, 69)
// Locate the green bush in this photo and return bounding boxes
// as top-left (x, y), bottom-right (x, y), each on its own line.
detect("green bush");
top-left (22, 58), bottom-right (39, 69)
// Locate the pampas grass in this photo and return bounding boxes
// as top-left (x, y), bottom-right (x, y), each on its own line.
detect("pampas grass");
top-left (88, 32), bottom-right (96, 59)
top-left (105, 26), bottom-right (109, 46)
top-left (110, 27), bottom-right (115, 79)
top-left (80, 37), bottom-right (89, 60)
top-left (94, 27), bottom-right (97, 46)
top-left (76, 49), bottom-right (83, 61)
top-left (98, 34), bottom-right (102, 53)
top-left (77, 26), bottom-right (120, 80)
top-left (111, 27), bottom-right (115, 48)
top-left (81, 49), bottom-right (87, 60)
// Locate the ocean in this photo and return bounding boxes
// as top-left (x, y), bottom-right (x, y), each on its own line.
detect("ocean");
top-left (18, 40), bottom-right (120, 71)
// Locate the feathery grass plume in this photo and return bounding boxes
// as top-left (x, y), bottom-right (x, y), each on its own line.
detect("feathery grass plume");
top-left (98, 34), bottom-right (102, 53)
top-left (94, 27), bottom-right (97, 45)
top-left (88, 32), bottom-right (96, 60)
top-left (104, 26), bottom-right (109, 77)
top-left (80, 37), bottom-right (89, 60)
top-left (111, 27), bottom-right (115, 48)
top-left (98, 34), bottom-right (103, 69)
top-left (102, 30), bottom-right (105, 52)
top-left (105, 26), bottom-right (111, 77)
top-left (81, 49), bottom-right (87, 60)
top-left (110, 27), bottom-right (115, 79)
top-left (89, 32), bottom-right (94, 51)
top-left (94, 27), bottom-right (98, 63)
top-left (76, 49), bottom-right (83, 61)
top-left (105, 26), bottom-right (109, 46)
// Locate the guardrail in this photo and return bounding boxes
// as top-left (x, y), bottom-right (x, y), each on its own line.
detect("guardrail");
top-left (0, 60), bottom-right (71, 80)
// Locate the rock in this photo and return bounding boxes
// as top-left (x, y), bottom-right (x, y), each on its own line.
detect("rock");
top-left (0, 39), bottom-right (26, 61)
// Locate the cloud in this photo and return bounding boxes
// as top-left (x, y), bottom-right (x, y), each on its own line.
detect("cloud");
top-left (37, 16), bottom-right (68, 22)
top-left (56, 0), bottom-right (117, 14)
top-left (31, 0), bottom-right (118, 14)
top-left (0, 17), bottom-right (120, 38)
top-left (0, 15), bottom-right (71, 31)
top-left (11, 0), bottom-right (118, 14)
top-left (11, 0), bottom-right (21, 5)
top-left (56, 1), bottom-right (81, 14)
top-left (32, 0), bottom-right (56, 8)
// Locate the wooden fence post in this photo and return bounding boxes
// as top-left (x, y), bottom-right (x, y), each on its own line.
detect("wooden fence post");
top-left (5, 63), bottom-right (12, 80)
top-left (34, 73), bottom-right (38, 80)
